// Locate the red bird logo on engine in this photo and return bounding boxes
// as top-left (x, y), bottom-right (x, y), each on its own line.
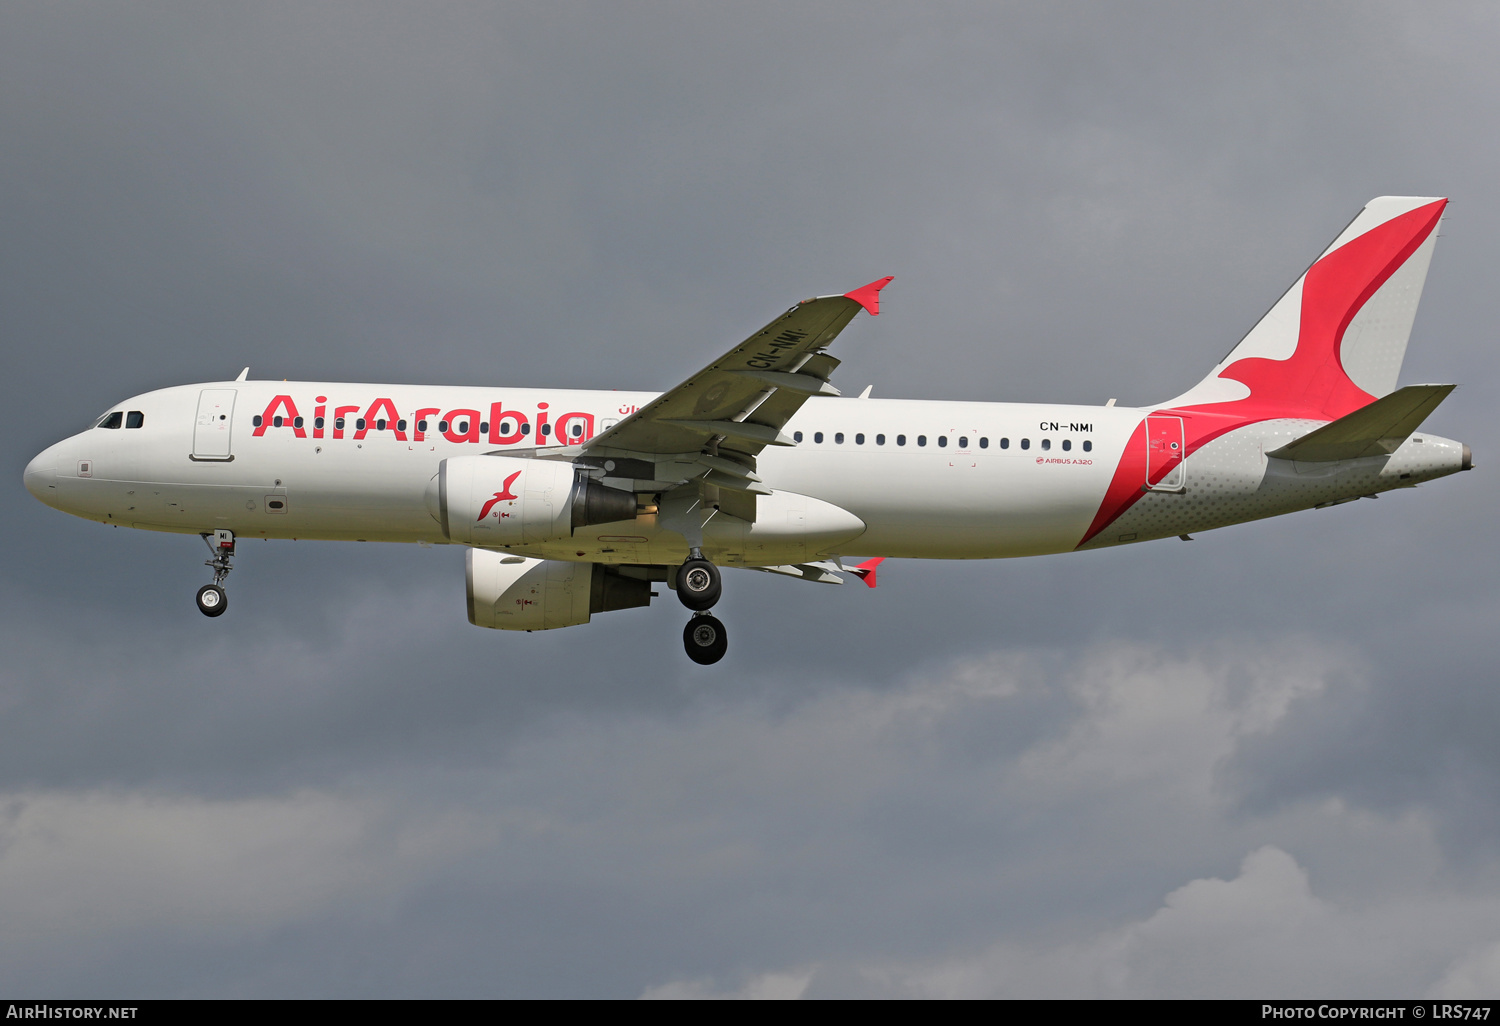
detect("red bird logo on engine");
top-left (476, 471), bottom-right (523, 521)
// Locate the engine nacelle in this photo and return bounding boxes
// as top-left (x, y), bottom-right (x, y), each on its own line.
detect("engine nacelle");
top-left (433, 455), bottom-right (638, 546)
top-left (466, 550), bottom-right (653, 631)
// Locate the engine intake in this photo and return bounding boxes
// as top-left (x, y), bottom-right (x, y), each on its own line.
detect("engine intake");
top-left (434, 455), bottom-right (637, 546)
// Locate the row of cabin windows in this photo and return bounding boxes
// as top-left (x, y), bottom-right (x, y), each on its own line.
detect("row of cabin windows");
top-left (790, 430), bottom-right (1092, 453)
top-left (249, 415), bottom-right (586, 439)
top-left (96, 411), bottom-right (145, 429)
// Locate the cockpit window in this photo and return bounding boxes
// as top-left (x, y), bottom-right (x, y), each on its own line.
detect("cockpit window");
top-left (126, 411), bottom-right (144, 429)
top-left (96, 412), bottom-right (123, 429)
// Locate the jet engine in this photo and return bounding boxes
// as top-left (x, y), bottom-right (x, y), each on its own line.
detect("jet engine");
top-left (433, 455), bottom-right (638, 546)
top-left (467, 550), bottom-right (653, 630)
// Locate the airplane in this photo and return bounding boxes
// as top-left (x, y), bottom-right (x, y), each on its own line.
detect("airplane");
top-left (23, 196), bottom-right (1470, 665)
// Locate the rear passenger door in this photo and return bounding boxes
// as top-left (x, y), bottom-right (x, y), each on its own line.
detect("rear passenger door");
top-left (1146, 415), bottom-right (1185, 491)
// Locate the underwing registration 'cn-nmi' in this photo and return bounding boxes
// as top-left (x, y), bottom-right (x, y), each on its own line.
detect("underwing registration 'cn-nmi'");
top-left (24, 198), bottom-right (1472, 664)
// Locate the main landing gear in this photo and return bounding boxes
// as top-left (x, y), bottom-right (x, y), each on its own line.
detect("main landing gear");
top-left (683, 613), bottom-right (728, 665)
top-left (196, 529), bottom-right (235, 618)
top-left (677, 550), bottom-right (726, 664)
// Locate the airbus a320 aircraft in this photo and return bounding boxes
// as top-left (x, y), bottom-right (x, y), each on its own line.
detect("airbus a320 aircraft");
top-left (24, 197), bottom-right (1470, 664)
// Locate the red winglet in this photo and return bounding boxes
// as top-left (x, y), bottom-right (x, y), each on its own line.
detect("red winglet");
top-left (843, 276), bottom-right (894, 316)
top-left (852, 556), bottom-right (885, 588)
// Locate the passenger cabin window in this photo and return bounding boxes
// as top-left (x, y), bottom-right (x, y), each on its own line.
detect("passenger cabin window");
top-left (398, 420), bottom-right (408, 432)
top-left (855, 433), bottom-right (865, 444)
top-left (570, 423), bottom-right (583, 437)
top-left (1062, 439), bottom-right (1071, 451)
top-left (480, 422), bottom-right (489, 433)
top-left (1000, 438), bottom-right (1010, 449)
top-left (1083, 440), bottom-right (1093, 452)
top-left (336, 417), bottom-right (346, 430)
top-left (376, 419), bottom-right (387, 431)
top-left (438, 420), bottom-right (449, 433)
top-left (979, 437), bottom-right (988, 448)
top-left (958, 436), bottom-right (968, 448)
top-left (417, 420), bottom-right (427, 432)
top-left (539, 423), bottom-right (550, 436)
top-left (125, 411), bottom-right (144, 429)
top-left (834, 432), bottom-right (844, 444)
top-left (356, 418), bottom-right (367, 431)
top-left (521, 423), bottom-right (531, 435)
top-left (794, 431), bottom-right (803, 442)
top-left (917, 435), bottom-right (927, 447)
top-left (1041, 439), bottom-right (1051, 451)
top-left (896, 434), bottom-right (906, 446)
top-left (1020, 438), bottom-right (1030, 450)
top-left (273, 416), bottom-right (284, 428)
top-left (814, 432), bottom-right (824, 443)
top-left (251, 415), bottom-right (263, 428)
top-left (314, 417), bottom-right (325, 429)
top-left (98, 412), bottom-right (123, 429)
top-left (293, 416), bottom-right (304, 428)
top-left (937, 436), bottom-right (947, 447)
top-left (876, 434), bottom-right (886, 445)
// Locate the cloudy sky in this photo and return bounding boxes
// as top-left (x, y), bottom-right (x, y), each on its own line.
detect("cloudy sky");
top-left (3, 1), bottom-right (1500, 998)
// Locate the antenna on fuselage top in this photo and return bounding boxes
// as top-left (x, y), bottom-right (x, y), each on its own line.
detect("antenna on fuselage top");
top-left (235, 367), bottom-right (249, 382)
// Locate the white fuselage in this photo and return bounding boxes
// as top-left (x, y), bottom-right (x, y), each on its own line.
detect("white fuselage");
top-left (23, 379), bottom-right (1468, 567)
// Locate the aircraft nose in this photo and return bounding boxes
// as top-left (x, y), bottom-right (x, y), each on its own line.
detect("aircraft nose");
top-left (23, 446), bottom-right (60, 503)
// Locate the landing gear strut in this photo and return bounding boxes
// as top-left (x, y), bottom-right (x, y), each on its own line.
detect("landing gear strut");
top-left (197, 529), bottom-right (234, 618)
top-left (677, 549), bottom-right (726, 663)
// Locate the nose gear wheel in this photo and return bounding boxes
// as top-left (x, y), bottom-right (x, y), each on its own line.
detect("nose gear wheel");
top-left (196, 584), bottom-right (228, 617)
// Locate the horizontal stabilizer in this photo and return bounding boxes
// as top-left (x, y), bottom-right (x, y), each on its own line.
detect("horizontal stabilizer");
top-left (1267, 384), bottom-right (1455, 462)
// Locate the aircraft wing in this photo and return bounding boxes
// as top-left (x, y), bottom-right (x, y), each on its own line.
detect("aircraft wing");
top-left (582, 277), bottom-right (892, 463)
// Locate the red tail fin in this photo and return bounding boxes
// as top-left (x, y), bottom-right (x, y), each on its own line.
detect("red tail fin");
top-left (1160, 196), bottom-right (1447, 421)
top-left (1079, 197), bottom-right (1448, 551)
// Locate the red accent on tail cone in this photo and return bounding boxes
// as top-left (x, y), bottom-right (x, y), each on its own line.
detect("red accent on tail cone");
top-left (844, 277), bottom-right (894, 316)
top-left (852, 556), bottom-right (885, 588)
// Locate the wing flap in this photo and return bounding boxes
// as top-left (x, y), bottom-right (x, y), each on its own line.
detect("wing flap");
top-left (747, 562), bottom-right (846, 585)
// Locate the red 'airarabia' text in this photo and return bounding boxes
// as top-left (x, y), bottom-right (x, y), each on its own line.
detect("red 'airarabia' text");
top-left (249, 396), bottom-right (601, 446)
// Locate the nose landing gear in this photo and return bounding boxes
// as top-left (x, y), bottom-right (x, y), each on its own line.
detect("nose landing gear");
top-left (677, 549), bottom-right (726, 663)
top-left (197, 529), bottom-right (235, 618)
